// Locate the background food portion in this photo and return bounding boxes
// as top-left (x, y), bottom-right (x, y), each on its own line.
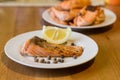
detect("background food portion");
top-left (48, 0), bottom-right (105, 27)
top-left (58, 0), bottom-right (91, 10)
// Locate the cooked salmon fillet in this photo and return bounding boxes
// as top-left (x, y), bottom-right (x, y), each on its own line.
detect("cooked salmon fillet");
top-left (20, 36), bottom-right (83, 57)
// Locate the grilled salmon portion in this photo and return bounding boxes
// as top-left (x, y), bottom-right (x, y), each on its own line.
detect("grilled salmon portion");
top-left (20, 36), bottom-right (83, 57)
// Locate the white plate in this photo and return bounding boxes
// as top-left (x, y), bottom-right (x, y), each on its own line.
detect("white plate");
top-left (42, 8), bottom-right (116, 29)
top-left (4, 30), bottom-right (98, 69)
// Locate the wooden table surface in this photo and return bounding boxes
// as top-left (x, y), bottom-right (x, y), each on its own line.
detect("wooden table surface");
top-left (0, 5), bottom-right (120, 80)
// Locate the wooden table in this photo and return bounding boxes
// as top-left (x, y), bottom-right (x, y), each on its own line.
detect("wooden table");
top-left (0, 5), bottom-right (120, 80)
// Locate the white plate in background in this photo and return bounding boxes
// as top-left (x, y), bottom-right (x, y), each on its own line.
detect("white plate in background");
top-left (42, 8), bottom-right (116, 30)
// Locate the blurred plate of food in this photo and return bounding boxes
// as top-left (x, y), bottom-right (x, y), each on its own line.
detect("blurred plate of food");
top-left (42, 0), bottom-right (116, 30)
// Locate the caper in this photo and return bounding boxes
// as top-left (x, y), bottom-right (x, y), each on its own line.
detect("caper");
top-left (34, 58), bottom-right (39, 62)
top-left (53, 57), bottom-right (57, 61)
top-left (61, 55), bottom-right (64, 59)
top-left (47, 56), bottom-right (51, 60)
top-left (61, 59), bottom-right (64, 63)
top-left (40, 58), bottom-right (45, 63)
top-left (73, 55), bottom-right (77, 59)
top-left (58, 59), bottom-right (62, 62)
top-left (58, 59), bottom-right (64, 63)
top-left (46, 61), bottom-right (50, 64)
top-left (71, 43), bottom-right (75, 46)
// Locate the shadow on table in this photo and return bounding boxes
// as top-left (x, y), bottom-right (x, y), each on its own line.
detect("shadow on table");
top-left (74, 25), bottom-right (113, 35)
top-left (43, 20), bottom-right (113, 35)
top-left (1, 51), bottom-right (94, 77)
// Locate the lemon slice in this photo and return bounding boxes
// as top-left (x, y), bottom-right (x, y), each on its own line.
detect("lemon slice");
top-left (42, 25), bottom-right (72, 44)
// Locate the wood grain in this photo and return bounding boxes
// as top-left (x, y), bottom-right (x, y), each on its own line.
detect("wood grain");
top-left (0, 5), bottom-right (120, 80)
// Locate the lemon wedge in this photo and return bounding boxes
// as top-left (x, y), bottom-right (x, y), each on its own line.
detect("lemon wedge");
top-left (42, 25), bottom-right (72, 44)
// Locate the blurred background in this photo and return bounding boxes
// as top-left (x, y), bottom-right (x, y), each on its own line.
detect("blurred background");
top-left (0, 0), bottom-right (105, 6)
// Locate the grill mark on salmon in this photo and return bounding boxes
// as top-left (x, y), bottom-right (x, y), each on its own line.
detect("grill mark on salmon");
top-left (20, 36), bottom-right (83, 57)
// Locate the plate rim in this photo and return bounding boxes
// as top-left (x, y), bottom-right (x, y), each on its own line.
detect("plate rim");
top-left (4, 30), bottom-right (99, 69)
top-left (42, 8), bottom-right (117, 29)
